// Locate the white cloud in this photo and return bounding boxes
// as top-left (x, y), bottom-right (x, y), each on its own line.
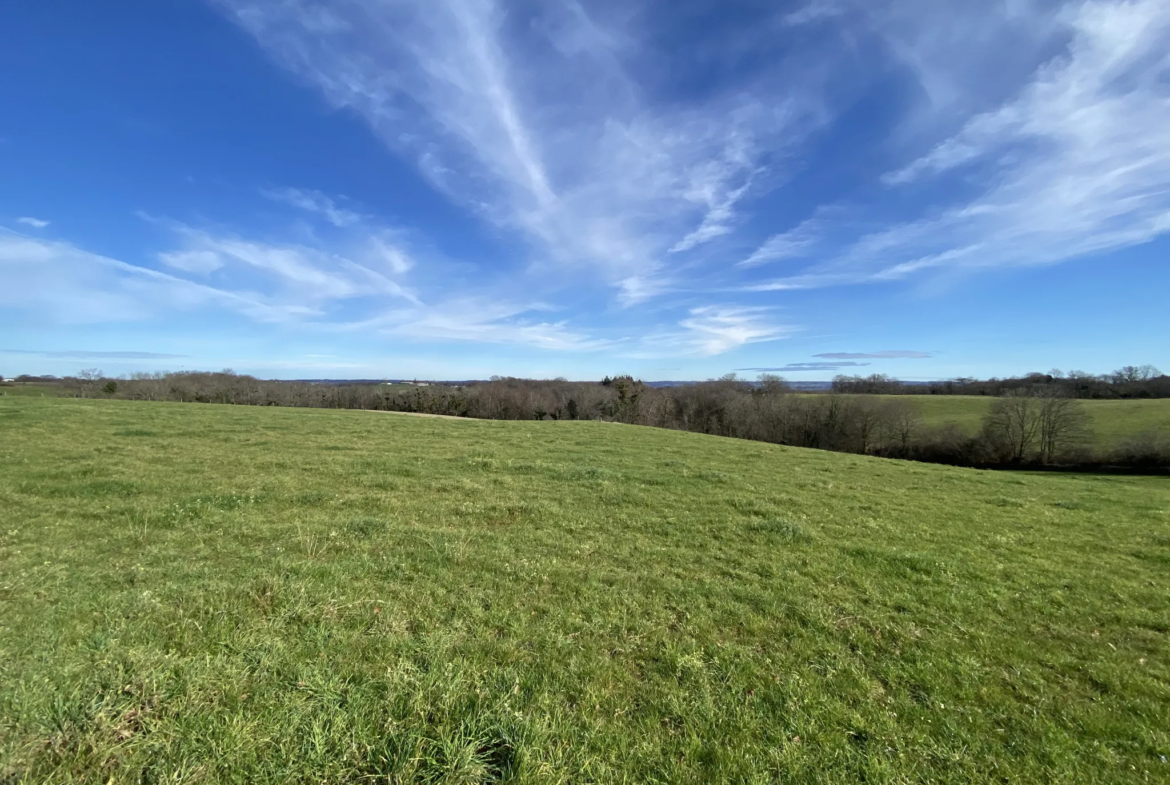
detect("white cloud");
top-left (262, 187), bottom-right (362, 227)
top-left (258, 186), bottom-right (420, 277)
top-left (754, 0), bottom-right (1170, 290)
top-left (740, 217), bottom-right (823, 267)
top-left (784, 0), bottom-right (847, 27)
top-left (863, 0), bottom-right (1067, 116)
top-left (369, 237), bottom-right (414, 275)
top-left (153, 219), bottom-right (420, 305)
top-left (1, 225), bottom-right (605, 353)
top-left (0, 228), bottom-right (312, 324)
top-left (210, 0), bottom-right (821, 296)
top-left (16, 217), bottom-right (50, 229)
top-left (158, 250), bottom-right (223, 274)
top-left (634, 305), bottom-right (795, 358)
top-left (345, 298), bottom-right (610, 352)
top-left (814, 350), bottom-right (931, 359)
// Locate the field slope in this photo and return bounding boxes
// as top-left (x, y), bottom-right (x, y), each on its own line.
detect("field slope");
top-left (1, 398), bottom-right (1168, 783)
top-left (888, 395), bottom-right (1170, 447)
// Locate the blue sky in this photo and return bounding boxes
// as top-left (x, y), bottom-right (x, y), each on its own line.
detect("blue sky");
top-left (1, 0), bottom-right (1167, 381)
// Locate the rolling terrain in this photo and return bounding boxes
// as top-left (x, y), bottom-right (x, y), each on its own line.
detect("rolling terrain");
top-left (1, 397), bottom-right (1168, 783)
top-left (840, 394), bottom-right (1170, 449)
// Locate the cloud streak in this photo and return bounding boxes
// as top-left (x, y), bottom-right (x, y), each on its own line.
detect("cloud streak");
top-left (211, 0), bottom-right (822, 299)
top-left (738, 362), bottom-right (871, 372)
top-left (1, 349), bottom-right (189, 360)
top-left (753, 0), bottom-right (1170, 290)
top-left (631, 306), bottom-right (797, 358)
top-left (0, 228), bottom-right (314, 324)
top-left (814, 350), bottom-right (931, 359)
top-left (262, 187), bottom-right (362, 228)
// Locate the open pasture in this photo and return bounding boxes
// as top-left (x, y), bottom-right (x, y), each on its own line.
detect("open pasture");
top-left (1, 398), bottom-right (1168, 783)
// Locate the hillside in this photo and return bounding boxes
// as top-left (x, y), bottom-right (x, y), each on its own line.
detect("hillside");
top-left (1, 398), bottom-right (1168, 783)
top-left (864, 394), bottom-right (1170, 448)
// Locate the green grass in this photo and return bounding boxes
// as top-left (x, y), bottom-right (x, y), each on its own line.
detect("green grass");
top-left (0, 384), bottom-right (67, 398)
top-left (865, 395), bottom-right (1170, 448)
top-left (1, 398), bottom-right (1168, 783)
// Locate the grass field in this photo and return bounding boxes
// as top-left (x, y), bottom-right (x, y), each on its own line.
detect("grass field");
top-left (1, 398), bottom-right (1168, 783)
top-left (863, 395), bottom-right (1170, 448)
top-left (0, 384), bottom-right (67, 398)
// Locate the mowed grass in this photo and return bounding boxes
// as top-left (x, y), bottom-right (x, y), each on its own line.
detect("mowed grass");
top-left (865, 395), bottom-right (1170, 448)
top-left (1, 399), bottom-right (1168, 784)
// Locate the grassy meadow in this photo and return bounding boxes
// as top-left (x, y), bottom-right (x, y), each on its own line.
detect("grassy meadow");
top-left (0, 384), bottom-right (68, 398)
top-left (888, 395), bottom-right (1170, 448)
top-left (1, 397), bottom-right (1169, 783)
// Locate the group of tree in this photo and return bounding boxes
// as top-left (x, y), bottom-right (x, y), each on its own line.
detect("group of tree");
top-left (832, 365), bottom-right (1168, 399)
top-left (16, 367), bottom-right (1165, 472)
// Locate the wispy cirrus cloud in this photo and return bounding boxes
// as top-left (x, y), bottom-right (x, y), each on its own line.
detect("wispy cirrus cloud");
top-left (750, 0), bottom-right (1170, 291)
top-left (814, 350), bottom-right (931, 359)
top-left (2, 349), bottom-right (189, 360)
top-left (0, 228), bottom-right (315, 324)
top-left (141, 201), bottom-right (421, 306)
top-left (737, 362), bottom-right (870, 373)
top-left (163, 225), bottom-right (419, 304)
top-left (156, 250), bottom-right (224, 274)
top-left (633, 305), bottom-right (796, 358)
top-left (261, 187), bottom-right (361, 228)
top-left (739, 217), bottom-right (824, 267)
top-left (16, 217), bottom-right (50, 229)
top-left (210, 0), bottom-right (825, 301)
top-left (340, 298), bottom-right (610, 353)
top-left (1, 222), bottom-right (608, 354)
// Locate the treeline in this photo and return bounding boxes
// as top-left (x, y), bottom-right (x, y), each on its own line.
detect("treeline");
top-left (832, 365), bottom-right (1168, 398)
top-left (21, 369), bottom-right (1167, 473)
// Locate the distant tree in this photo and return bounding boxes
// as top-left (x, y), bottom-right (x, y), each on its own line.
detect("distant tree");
top-left (983, 392), bottom-right (1042, 463)
top-left (1111, 365), bottom-right (1161, 384)
top-left (832, 373), bottom-right (901, 395)
top-left (848, 399), bottom-right (886, 454)
top-left (757, 373), bottom-right (790, 395)
top-left (1036, 395), bottom-right (1091, 464)
top-left (611, 375), bottom-right (644, 424)
top-left (77, 368), bottom-right (104, 398)
top-left (103, 380), bottom-right (118, 396)
top-left (983, 389), bottom-right (1091, 464)
top-left (880, 399), bottom-right (922, 454)
top-left (566, 398), bottom-right (579, 420)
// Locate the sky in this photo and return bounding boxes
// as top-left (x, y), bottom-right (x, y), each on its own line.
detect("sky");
top-left (1, 0), bottom-right (1168, 381)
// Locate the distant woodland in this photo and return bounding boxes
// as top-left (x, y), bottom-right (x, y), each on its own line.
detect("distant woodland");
top-left (4, 365), bottom-right (1167, 472)
top-left (830, 365), bottom-right (1169, 398)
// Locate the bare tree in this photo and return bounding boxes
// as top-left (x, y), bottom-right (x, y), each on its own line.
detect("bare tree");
top-left (757, 373), bottom-right (790, 395)
top-left (77, 368), bottom-right (104, 398)
top-left (848, 398), bottom-right (886, 454)
top-left (1036, 395), bottom-right (1091, 464)
top-left (1111, 365), bottom-right (1162, 384)
top-left (880, 399), bottom-right (922, 454)
top-left (983, 389), bottom-right (1092, 464)
top-left (983, 392), bottom-right (1042, 462)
